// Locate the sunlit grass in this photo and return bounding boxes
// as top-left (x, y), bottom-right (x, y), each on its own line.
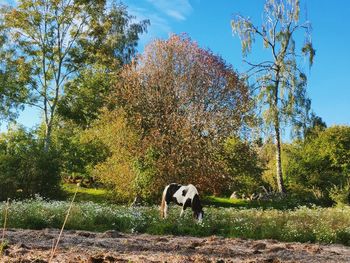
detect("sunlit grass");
top-left (203, 196), bottom-right (248, 207)
top-left (203, 195), bottom-right (310, 210)
top-left (62, 183), bottom-right (109, 203)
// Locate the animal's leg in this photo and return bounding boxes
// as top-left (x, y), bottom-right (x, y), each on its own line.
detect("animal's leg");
top-left (180, 200), bottom-right (190, 217)
top-left (164, 202), bottom-right (168, 218)
top-left (180, 207), bottom-right (185, 217)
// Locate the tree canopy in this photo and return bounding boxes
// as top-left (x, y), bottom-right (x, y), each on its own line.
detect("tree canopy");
top-left (90, 34), bottom-right (252, 200)
top-left (0, 0), bottom-right (149, 149)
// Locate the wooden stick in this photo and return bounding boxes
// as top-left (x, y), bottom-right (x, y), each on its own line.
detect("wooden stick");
top-left (48, 184), bottom-right (79, 263)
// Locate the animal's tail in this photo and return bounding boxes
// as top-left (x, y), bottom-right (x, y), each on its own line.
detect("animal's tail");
top-left (160, 187), bottom-right (166, 218)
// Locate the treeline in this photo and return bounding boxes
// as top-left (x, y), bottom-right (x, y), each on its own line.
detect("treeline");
top-left (0, 0), bottom-right (349, 204)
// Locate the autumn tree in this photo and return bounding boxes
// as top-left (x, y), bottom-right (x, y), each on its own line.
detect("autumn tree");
top-left (85, 108), bottom-right (141, 201)
top-left (231, 0), bottom-right (315, 193)
top-left (96, 34), bottom-right (251, 200)
top-left (0, 0), bottom-right (148, 149)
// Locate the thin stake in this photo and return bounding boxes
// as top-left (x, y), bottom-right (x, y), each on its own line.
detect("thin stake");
top-left (48, 184), bottom-right (79, 263)
top-left (1, 198), bottom-right (10, 243)
top-left (1, 198), bottom-right (10, 258)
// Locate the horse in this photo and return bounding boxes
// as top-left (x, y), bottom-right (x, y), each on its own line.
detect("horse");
top-left (160, 183), bottom-right (204, 222)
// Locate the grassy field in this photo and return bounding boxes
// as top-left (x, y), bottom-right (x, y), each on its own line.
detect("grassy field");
top-left (1, 197), bottom-right (350, 246)
top-left (202, 195), bottom-right (322, 210)
top-left (61, 184), bottom-right (109, 203)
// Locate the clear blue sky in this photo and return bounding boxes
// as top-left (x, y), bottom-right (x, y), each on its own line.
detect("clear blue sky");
top-left (126, 0), bottom-right (350, 127)
top-left (3, 0), bottom-right (350, 130)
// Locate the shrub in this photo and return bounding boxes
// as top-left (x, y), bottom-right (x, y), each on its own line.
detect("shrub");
top-left (217, 137), bottom-right (264, 195)
top-left (285, 126), bottom-right (350, 201)
top-left (329, 183), bottom-right (350, 206)
top-left (0, 127), bottom-right (61, 200)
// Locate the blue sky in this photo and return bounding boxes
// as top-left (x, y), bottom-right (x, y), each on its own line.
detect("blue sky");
top-left (2, 0), bottom-right (350, 131)
top-left (125, 0), bottom-right (350, 127)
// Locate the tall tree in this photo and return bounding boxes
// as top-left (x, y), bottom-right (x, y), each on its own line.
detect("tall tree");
top-left (108, 34), bottom-right (251, 197)
top-left (1, 0), bottom-right (148, 149)
top-left (231, 0), bottom-right (315, 193)
top-left (57, 4), bottom-right (149, 127)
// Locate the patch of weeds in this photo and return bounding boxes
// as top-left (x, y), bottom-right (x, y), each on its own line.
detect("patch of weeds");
top-left (0, 239), bottom-right (9, 256)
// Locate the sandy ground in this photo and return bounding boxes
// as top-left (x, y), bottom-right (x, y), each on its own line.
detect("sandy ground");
top-left (1, 228), bottom-right (350, 262)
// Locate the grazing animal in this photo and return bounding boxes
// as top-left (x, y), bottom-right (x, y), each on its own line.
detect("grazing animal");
top-left (160, 183), bottom-right (204, 222)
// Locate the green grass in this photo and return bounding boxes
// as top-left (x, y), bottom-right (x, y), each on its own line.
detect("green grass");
top-left (2, 197), bottom-right (350, 246)
top-left (62, 184), bottom-right (109, 203)
top-left (202, 196), bottom-right (327, 210)
top-left (203, 196), bottom-right (249, 207)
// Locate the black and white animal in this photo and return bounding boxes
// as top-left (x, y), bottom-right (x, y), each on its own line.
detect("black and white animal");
top-left (160, 183), bottom-right (204, 222)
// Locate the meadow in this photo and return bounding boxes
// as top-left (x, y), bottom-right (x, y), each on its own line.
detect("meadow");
top-left (2, 196), bottom-right (350, 246)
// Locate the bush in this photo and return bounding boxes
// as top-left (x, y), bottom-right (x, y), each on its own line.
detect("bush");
top-left (52, 121), bottom-right (109, 186)
top-left (329, 183), bottom-right (350, 206)
top-left (0, 127), bottom-right (61, 200)
top-left (285, 126), bottom-right (350, 201)
top-left (218, 137), bottom-right (264, 195)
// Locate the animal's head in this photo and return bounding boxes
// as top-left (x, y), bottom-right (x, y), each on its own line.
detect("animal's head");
top-left (192, 194), bottom-right (204, 222)
top-left (193, 208), bottom-right (204, 222)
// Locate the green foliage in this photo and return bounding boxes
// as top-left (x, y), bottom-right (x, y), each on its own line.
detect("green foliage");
top-left (52, 121), bottom-right (109, 184)
top-left (58, 69), bottom-right (112, 127)
top-left (303, 112), bottom-right (327, 139)
top-left (0, 0), bottom-right (149, 149)
top-left (0, 239), bottom-right (9, 256)
top-left (3, 199), bottom-right (350, 245)
top-left (329, 183), bottom-right (350, 207)
top-left (133, 147), bottom-right (159, 201)
top-left (0, 127), bottom-right (61, 200)
top-left (57, 4), bottom-right (149, 127)
top-left (0, 11), bottom-right (30, 122)
top-left (217, 137), bottom-right (264, 195)
top-left (285, 126), bottom-right (350, 201)
top-left (86, 108), bottom-right (141, 202)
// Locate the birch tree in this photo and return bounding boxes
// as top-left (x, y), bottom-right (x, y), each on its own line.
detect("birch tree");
top-left (1, 0), bottom-right (148, 150)
top-left (231, 0), bottom-right (315, 193)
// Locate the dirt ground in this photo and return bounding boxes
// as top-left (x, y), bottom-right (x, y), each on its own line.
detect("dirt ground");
top-left (2, 228), bottom-right (350, 262)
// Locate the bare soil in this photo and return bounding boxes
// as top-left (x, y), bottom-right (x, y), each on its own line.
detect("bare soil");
top-left (2, 228), bottom-right (350, 262)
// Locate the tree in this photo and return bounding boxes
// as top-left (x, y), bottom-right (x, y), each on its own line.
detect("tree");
top-left (57, 4), bottom-right (149, 128)
top-left (285, 126), bottom-right (350, 200)
top-left (1, 0), bottom-right (148, 149)
top-left (86, 108), bottom-right (141, 202)
top-left (0, 126), bottom-right (61, 200)
top-left (218, 136), bottom-right (264, 195)
top-left (51, 119), bottom-right (109, 185)
top-left (231, 0), bottom-right (315, 193)
top-left (304, 112), bottom-right (327, 139)
top-left (0, 12), bottom-right (30, 124)
top-left (94, 34), bottom-right (251, 200)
